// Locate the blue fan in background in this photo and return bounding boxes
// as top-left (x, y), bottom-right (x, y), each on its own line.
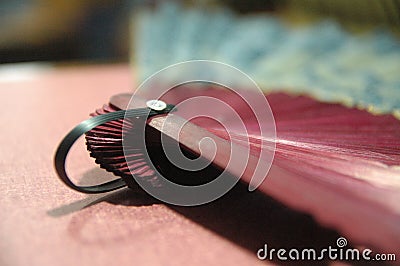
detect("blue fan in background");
top-left (132, 2), bottom-right (400, 116)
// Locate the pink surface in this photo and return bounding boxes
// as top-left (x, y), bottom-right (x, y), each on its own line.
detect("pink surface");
top-left (0, 64), bottom-right (388, 266)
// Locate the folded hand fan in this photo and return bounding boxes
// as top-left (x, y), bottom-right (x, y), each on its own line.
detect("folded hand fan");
top-left (67, 84), bottom-right (400, 256)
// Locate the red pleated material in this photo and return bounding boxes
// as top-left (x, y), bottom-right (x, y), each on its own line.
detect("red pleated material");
top-left (86, 87), bottom-right (400, 256)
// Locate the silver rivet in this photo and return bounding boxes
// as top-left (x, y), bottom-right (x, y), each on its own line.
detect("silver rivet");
top-left (146, 99), bottom-right (167, 111)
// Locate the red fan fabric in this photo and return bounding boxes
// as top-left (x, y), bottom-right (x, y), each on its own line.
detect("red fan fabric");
top-left (86, 87), bottom-right (400, 256)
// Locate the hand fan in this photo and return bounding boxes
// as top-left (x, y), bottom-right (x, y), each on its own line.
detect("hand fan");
top-left (78, 85), bottom-right (400, 257)
top-left (133, 2), bottom-right (400, 115)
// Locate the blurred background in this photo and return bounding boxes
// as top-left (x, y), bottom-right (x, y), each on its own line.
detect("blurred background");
top-left (1, 0), bottom-right (399, 63)
top-left (1, 0), bottom-right (399, 113)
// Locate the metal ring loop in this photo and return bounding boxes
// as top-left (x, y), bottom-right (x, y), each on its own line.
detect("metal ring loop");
top-left (54, 104), bottom-right (174, 194)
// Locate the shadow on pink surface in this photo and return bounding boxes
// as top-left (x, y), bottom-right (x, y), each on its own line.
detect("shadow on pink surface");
top-left (48, 168), bottom-right (388, 266)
